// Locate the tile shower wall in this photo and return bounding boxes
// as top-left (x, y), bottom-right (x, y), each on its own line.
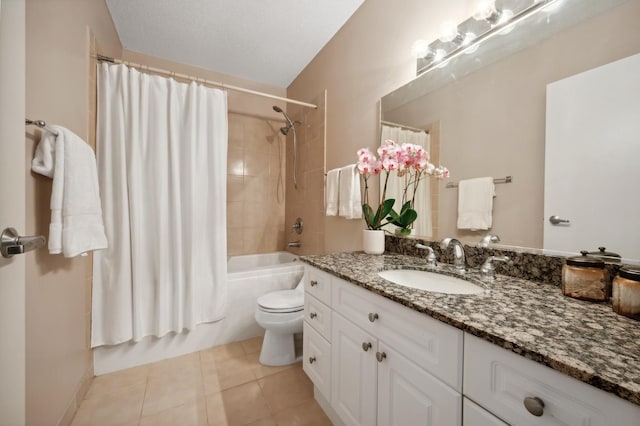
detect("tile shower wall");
top-left (284, 92), bottom-right (327, 255)
top-left (227, 113), bottom-right (287, 255)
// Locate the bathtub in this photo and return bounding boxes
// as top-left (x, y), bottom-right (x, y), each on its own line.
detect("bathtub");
top-left (93, 251), bottom-right (304, 375)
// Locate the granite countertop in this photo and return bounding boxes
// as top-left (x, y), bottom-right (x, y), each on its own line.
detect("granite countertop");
top-left (300, 251), bottom-right (640, 406)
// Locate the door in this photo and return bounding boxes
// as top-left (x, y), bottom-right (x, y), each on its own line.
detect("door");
top-left (331, 313), bottom-right (377, 426)
top-left (544, 53), bottom-right (640, 261)
top-left (0, 0), bottom-right (27, 424)
top-left (377, 341), bottom-right (462, 426)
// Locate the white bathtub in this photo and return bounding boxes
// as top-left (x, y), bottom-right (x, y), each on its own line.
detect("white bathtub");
top-left (94, 251), bottom-right (304, 375)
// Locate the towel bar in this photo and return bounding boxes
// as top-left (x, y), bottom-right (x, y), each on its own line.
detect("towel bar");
top-left (25, 118), bottom-right (59, 136)
top-left (446, 175), bottom-right (512, 189)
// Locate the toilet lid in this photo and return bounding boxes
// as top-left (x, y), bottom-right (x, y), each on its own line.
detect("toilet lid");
top-left (257, 290), bottom-right (304, 312)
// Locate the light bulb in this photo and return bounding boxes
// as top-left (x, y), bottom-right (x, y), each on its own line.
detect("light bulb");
top-left (473, 0), bottom-right (496, 20)
top-left (434, 49), bottom-right (446, 62)
top-left (497, 9), bottom-right (515, 34)
top-left (439, 21), bottom-right (460, 43)
top-left (412, 39), bottom-right (431, 59)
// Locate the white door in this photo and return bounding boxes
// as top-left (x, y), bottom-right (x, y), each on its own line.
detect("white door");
top-left (331, 313), bottom-right (377, 426)
top-left (544, 53), bottom-right (640, 261)
top-left (377, 342), bottom-right (462, 426)
top-left (0, 0), bottom-right (27, 424)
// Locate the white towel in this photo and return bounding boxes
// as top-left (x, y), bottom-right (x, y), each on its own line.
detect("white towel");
top-left (325, 168), bottom-right (340, 216)
top-left (457, 177), bottom-right (495, 230)
top-left (338, 164), bottom-right (362, 219)
top-left (31, 125), bottom-right (108, 257)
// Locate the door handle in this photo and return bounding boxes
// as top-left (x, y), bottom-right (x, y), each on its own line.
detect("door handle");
top-left (1, 227), bottom-right (46, 258)
top-left (549, 215), bottom-right (570, 225)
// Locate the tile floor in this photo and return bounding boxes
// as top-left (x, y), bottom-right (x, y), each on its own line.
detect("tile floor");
top-left (71, 336), bottom-right (332, 426)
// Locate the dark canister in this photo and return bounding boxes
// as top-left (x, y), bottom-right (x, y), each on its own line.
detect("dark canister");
top-left (561, 251), bottom-right (610, 302)
top-left (612, 267), bottom-right (640, 320)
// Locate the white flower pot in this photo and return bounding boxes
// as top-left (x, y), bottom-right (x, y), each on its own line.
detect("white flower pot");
top-left (363, 230), bottom-right (385, 255)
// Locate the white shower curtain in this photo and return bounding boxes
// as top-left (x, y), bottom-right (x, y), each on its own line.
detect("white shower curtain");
top-left (91, 63), bottom-right (228, 347)
top-left (381, 124), bottom-right (432, 237)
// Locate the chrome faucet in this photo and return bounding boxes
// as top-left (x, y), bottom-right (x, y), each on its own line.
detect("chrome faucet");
top-left (440, 238), bottom-right (466, 273)
top-left (480, 255), bottom-right (510, 279)
top-left (287, 240), bottom-right (301, 248)
top-left (477, 234), bottom-right (500, 248)
top-left (415, 243), bottom-right (437, 267)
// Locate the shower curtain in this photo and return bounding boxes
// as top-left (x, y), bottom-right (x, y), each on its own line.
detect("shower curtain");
top-left (91, 63), bottom-right (228, 347)
top-left (381, 124), bottom-right (432, 237)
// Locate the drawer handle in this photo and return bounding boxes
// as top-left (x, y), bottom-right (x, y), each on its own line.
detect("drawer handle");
top-left (308, 356), bottom-right (316, 364)
top-left (376, 351), bottom-right (387, 362)
top-left (362, 342), bottom-right (372, 352)
top-left (523, 396), bottom-right (545, 417)
top-left (368, 313), bottom-right (379, 322)
top-left (309, 312), bottom-right (317, 319)
top-left (310, 280), bottom-right (318, 287)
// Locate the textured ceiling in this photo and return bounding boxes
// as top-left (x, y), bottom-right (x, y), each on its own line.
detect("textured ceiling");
top-left (105, 0), bottom-right (365, 88)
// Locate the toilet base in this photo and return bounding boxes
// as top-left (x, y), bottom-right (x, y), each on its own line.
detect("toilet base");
top-left (259, 330), bottom-right (299, 366)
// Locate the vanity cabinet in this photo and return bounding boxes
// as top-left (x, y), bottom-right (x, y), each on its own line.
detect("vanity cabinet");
top-left (463, 333), bottom-right (640, 426)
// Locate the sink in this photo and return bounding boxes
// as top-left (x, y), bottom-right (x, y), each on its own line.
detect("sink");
top-left (378, 269), bottom-right (485, 295)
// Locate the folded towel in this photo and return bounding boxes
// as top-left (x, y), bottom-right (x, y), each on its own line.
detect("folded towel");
top-left (32, 125), bottom-right (108, 257)
top-left (325, 168), bottom-right (341, 216)
top-left (457, 177), bottom-right (495, 230)
top-left (338, 164), bottom-right (362, 220)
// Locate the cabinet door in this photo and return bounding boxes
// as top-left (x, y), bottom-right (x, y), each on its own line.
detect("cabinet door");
top-left (303, 321), bottom-right (331, 402)
top-left (377, 341), bottom-right (462, 426)
top-left (332, 312), bottom-right (378, 426)
top-left (463, 398), bottom-right (507, 426)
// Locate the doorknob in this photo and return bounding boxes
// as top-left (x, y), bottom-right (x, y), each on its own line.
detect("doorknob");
top-left (1, 227), bottom-right (46, 258)
top-left (549, 215), bottom-right (570, 225)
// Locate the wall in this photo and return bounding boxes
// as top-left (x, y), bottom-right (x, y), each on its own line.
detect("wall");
top-left (122, 50), bottom-right (289, 256)
top-left (24, 0), bottom-right (121, 424)
top-left (287, 0), bottom-right (477, 254)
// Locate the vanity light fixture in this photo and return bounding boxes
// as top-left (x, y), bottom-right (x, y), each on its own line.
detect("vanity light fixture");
top-left (415, 0), bottom-right (562, 76)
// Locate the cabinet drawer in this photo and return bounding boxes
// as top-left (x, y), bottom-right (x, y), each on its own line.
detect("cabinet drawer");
top-left (463, 333), bottom-right (640, 426)
top-left (303, 321), bottom-right (331, 402)
top-left (332, 277), bottom-right (463, 391)
top-left (304, 292), bottom-right (332, 342)
top-left (305, 265), bottom-right (332, 306)
top-left (463, 398), bottom-right (507, 426)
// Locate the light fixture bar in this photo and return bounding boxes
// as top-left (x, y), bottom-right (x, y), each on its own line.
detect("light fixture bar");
top-left (416, 0), bottom-right (562, 76)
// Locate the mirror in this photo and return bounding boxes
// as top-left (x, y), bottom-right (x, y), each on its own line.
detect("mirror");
top-left (380, 0), bottom-right (640, 262)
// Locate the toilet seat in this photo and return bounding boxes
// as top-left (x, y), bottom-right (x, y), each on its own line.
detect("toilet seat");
top-left (257, 290), bottom-right (304, 313)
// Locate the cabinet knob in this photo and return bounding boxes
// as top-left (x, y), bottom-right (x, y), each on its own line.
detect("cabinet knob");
top-left (308, 356), bottom-right (316, 364)
top-left (309, 312), bottom-right (317, 319)
top-left (310, 280), bottom-right (318, 287)
top-left (376, 351), bottom-right (387, 362)
top-left (523, 396), bottom-right (545, 417)
top-left (368, 312), bottom-right (379, 322)
top-left (362, 342), bottom-right (372, 352)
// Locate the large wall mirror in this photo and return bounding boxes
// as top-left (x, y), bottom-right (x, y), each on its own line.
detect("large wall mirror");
top-left (381, 0), bottom-right (640, 262)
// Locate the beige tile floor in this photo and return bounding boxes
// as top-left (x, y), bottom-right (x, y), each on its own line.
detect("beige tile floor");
top-left (71, 336), bottom-right (332, 426)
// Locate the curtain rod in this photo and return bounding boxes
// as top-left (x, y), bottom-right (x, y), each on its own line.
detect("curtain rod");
top-left (95, 54), bottom-right (317, 109)
top-left (381, 120), bottom-right (429, 134)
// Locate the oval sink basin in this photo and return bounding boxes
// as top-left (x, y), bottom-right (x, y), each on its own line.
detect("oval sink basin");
top-left (378, 269), bottom-right (485, 295)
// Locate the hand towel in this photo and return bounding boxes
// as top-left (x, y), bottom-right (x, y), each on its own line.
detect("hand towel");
top-left (338, 164), bottom-right (362, 219)
top-left (325, 168), bottom-right (341, 216)
top-left (457, 177), bottom-right (495, 230)
top-left (31, 125), bottom-right (108, 257)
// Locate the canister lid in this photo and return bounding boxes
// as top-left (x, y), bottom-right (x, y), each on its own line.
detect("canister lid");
top-left (566, 251), bottom-right (605, 268)
top-left (619, 267), bottom-right (640, 282)
top-left (586, 247), bottom-right (622, 262)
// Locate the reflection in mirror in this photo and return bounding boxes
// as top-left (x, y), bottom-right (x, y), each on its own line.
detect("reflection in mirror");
top-left (380, 0), bottom-right (640, 262)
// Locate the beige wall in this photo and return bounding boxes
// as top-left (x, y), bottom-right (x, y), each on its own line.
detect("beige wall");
top-left (123, 51), bottom-right (290, 256)
top-left (25, 1), bottom-right (121, 424)
top-left (384, 0), bottom-right (640, 248)
top-left (287, 0), bottom-right (476, 254)
top-left (284, 92), bottom-right (327, 255)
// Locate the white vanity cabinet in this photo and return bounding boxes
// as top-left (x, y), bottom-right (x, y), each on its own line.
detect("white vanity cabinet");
top-left (463, 333), bottom-right (640, 426)
top-left (327, 268), bottom-right (464, 426)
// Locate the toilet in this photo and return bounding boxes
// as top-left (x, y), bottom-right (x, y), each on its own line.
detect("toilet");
top-left (254, 280), bottom-right (305, 366)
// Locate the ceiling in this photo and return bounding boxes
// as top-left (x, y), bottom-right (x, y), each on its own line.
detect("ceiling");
top-left (105, 0), bottom-right (365, 88)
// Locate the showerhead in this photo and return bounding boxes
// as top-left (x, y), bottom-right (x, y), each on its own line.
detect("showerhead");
top-left (273, 105), bottom-right (295, 135)
top-left (273, 106), bottom-right (284, 113)
top-left (280, 126), bottom-right (290, 136)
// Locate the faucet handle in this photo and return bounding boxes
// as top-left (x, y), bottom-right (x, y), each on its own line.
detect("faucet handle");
top-left (415, 243), bottom-right (437, 267)
top-left (480, 255), bottom-right (510, 278)
top-left (478, 234), bottom-right (500, 248)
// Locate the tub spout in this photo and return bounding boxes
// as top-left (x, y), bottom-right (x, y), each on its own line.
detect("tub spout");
top-left (287, 240), bottom-right (301, 248)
